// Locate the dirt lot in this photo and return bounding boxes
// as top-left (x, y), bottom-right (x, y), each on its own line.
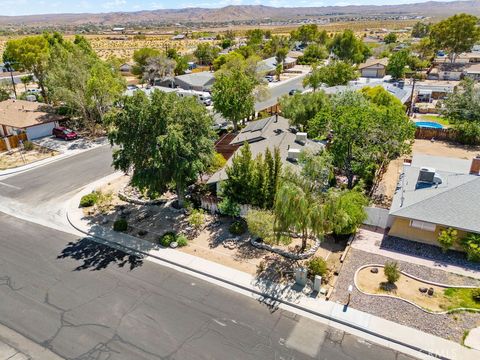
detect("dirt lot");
top-left (374, 139), bottom-right (480, 206)
top-left (0, 146), bottom-right (58, 170)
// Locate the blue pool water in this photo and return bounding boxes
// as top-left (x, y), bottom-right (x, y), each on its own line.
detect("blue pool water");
top-left (415, 121), bottom-right (444, 129)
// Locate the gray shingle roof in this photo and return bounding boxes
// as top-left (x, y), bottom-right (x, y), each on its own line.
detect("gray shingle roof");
top-left (174, 71), bottom-right (215, 88)
top-left (390, 155), bottom-right (480, 233)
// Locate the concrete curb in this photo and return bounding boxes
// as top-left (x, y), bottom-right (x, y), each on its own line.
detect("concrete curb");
top-left (64, 179), bottom-right (480, 360)
top-left (354, 264), bottom-right (480, 315)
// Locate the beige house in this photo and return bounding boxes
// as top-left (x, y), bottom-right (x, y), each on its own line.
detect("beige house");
top-left (358, 58), bottom-right (388, 78)
top-left (388, 154), bottom-right (480, 250)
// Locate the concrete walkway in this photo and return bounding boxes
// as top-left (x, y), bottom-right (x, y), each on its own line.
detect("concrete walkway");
top-left (65, 176), bottom-right (480, 360)
top-left (352, 227), bottom-right (480, 280)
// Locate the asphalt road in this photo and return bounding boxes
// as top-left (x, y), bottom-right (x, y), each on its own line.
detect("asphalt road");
top-left (255, 75), bottom-right (306, 112)
top-left (0, 212), bottom-right (417, 360)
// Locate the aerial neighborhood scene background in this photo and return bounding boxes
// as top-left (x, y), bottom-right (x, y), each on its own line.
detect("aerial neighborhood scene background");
top-left (0, 0), bottom-right (480, 359)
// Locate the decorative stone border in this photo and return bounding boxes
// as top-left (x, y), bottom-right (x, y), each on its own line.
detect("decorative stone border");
top-left (118, 185), bottom-right (168, 206)
top-left (250, 237), bottom-right (321, 260)
top-left (354, 264), bottom-right (480, 315)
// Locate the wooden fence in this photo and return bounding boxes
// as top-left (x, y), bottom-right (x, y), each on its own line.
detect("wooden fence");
top-left (415, 127), bottom-right (457, 141)
top-left (0, 133), bottom-right (28, 152)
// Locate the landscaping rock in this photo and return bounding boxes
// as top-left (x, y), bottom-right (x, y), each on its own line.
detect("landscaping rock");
top-left (427, 288), bottom-right (434, 296)
top-left (101, 217), bottom-right (109, 225)
top-left (170, 242), bottom-right (178, 249)
top-left (370, 268), bottom-right (379, 274)
top-left (419, 287), bottom-right (428, 293)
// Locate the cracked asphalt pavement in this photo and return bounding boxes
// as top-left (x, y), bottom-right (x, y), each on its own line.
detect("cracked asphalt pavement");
top-left (0, 145), bottom-right (420, 359)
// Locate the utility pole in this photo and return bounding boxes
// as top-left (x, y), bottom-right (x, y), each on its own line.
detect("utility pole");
top-left (408, 76), bottom-right (417, 117)
top-left (4, 61), bottom-right (17, 98)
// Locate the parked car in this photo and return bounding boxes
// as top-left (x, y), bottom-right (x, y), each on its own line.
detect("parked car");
top-left (126, 84), bottom-right (139, 91)
top-left (289, 89), bottom-right (300, 96)
top-left (265, 75), bottom-right (274, 82)
top-left (52, 127), bottom-right (78, 140)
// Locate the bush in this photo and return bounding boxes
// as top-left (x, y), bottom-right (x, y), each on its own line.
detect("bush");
top-left (229, 220), bottom-right (246, 235)
top-left (455, 122), bottom-right (480, 145)
top-left (384, 261), bottom-right (400, 284)
top-left (307, 257), bottom-right (327, 277)
top-left (113, 218), bottom-right (128, 232)
top-left (218, 197), bottom-right (241, 217)
top-left (188, 209), bottom-right (205, 231)
top-left (208, 152), bottom-right (227, 174)
top-left (246, 209), bottom-right (275, 244)
top-left (437, 227), bottom-right (458, 253)
top-left (159, 232), bottom-right (177, 247)
top-left (176, 234), bottom-right (188, 247)
top-left (22, 141), bottom-right (34, 151)
top-left (472, 288), bottom-right (480, 303)
top-left (79, 192), bottom-right (99, 207)
top-left (461, 233), bottom-right (480, 262)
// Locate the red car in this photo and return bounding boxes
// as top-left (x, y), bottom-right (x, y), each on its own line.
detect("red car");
top-left (52, 127), bottom-right (78, 140)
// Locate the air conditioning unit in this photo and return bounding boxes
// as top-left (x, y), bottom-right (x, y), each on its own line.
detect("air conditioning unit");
top-left (287, 148), bottom-right (301, 162)
top-left (295, 132), bottom-right (307, 144)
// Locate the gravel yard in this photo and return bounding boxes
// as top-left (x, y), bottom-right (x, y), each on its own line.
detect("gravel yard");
top-left (332, 248), bottom-right (480, 343)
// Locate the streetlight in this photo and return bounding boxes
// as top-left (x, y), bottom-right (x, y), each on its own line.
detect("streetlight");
top-left (3, 61), bottom-right (17, 98)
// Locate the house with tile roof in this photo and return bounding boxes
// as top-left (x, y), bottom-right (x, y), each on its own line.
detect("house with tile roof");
top-left (388, 154), bottom-right (480, 250)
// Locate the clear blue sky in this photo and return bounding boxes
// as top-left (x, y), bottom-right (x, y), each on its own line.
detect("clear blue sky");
top-left (0, 0), bottom-right (456, 16)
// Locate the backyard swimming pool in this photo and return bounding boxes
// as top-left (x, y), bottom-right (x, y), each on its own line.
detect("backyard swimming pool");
top-left (415, 121), bottom-right (444, 129)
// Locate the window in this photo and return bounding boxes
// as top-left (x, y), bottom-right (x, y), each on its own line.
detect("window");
top-left (410, 220), bottom-right (436, 232)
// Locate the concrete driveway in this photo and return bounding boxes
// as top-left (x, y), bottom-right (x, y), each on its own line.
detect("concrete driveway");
top-left (33, 136), bottom-right (108, 154)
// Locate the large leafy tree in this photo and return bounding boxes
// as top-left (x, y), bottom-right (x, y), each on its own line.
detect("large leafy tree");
top-left (327, 189), bottom-right (368, 236)
top-left (387, 49), bottom-right (410, 79)
top-left (47, 38), bottom-right (125, 130)
top-left (132, 47), bottom-right (161, 77)
top-left (279, 90), bottom-right (330, 131)
top-left (297, 44), bottom-right (328, 65)
top-left (329, 30), bottom-right (371, 64)
top-left (411, 22), bottom-right (431, 38)
top-left (442, 78), bottom-right (480, 123)
top-left (194, 43), bottom-right (220, 65)
top-left (142, 55), bottom-right (176, 85)
top-left (430, 13), bottom-right (480, 63)
top-left (306, 60), bottom-right (358, 87)
top-left (290, 24), bottom-right (318, 45)
top-left (212, 65), bottom-right (256, 132)
top-left (3, 35), bottom-right (50, 100)
top-left (106, 90), bottom-right (215, 207)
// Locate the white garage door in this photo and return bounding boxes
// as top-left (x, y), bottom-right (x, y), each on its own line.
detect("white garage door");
top-left (26, 122), bottom-right (56, 140)
top-left (362, 68), bottom-right (379, 78)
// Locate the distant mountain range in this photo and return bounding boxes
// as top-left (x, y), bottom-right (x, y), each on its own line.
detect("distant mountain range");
top-left (0, 1), bottom-right (478, 27)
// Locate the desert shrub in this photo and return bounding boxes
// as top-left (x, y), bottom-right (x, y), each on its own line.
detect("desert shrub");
top-left (229, 220), bottom-right (246, 235)
top-left (471, 288), bottom-right (480, 302)
top-left (22, 141), bottom-right (34, 151)
top-left (461, 233), bottom-right (480, 262)
top-left (113, 218), bottom-right (128, 232)
top-left (246, 209), bottom-right (275, 244)
top-left (176, 234), bottom-right (188, 247)
top-left (188, 209), bottom-right (205, 231)
top-left (208, 152), bottom-right (227, 174)
top-left (159, 232), bottom-right (177, 247)
top-left (384, 261), bottom-right (400, 284)
top-left (307, 257), bottom-right (327, 277)
top-left (79, 192), bottom-right (99, 207)
top-left (437, 227), bottom-right (458, 252)
top-left (218, 197), bottom-right (241, 217)
top-left (96, 191), bottom-right (114, 213)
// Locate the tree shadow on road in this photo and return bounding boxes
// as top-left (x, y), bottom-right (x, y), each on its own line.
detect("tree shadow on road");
top-left (57, 237), bottom-right (144, 271)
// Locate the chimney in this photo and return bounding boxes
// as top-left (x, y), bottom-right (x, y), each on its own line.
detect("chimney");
top-left (470, 156), bottom-right (480, 175)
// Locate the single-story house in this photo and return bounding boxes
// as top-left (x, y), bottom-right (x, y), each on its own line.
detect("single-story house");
top-left (0, 99), bottom-right (65, 140)
top-left (464, 63), bottom-right (480, 81)
top-left (257, 56), bottom-right (297, 75)
top-left (388, 154), bottom-right (480, 250)
top-left (358, 58), bottom-right (388, 78)
top-left (174, 71), bottom-right (215, 92)
top-left (207, 115), bottom-right (324, 190)
top-left (414, 80), bottom-right (457, 100)
top-left (427, 63), bottom-right (465, 81)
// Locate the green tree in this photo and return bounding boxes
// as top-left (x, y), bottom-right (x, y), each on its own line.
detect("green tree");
top-left (430, 13), bottom-right (480, 63)
top-left (387, 49), bottom-right (410, 79)
top-left (461, 233), bottom-right (480, 262)
top-left (0, 85), bottom-right (10, 101)
top-left (307, 61), bottom-right (358, 87)
top-left (222, 142), bottom-right (255, 204)
top-left (299, 150), bottom-right (334, 191)
top-left (106, 90), bottom-right (215, 207)
top-left (275, 47), bottom-right (288, 68)
top-left (383, 33), bottom-right (397, 44)
top-left (297, 43), bottom-right (328, 65)
top-left (280, 90), bottom-right (330, 131)
top-left (3, 35), bottom-right (51, 101)
top-left (166, 48), bottom-right (189, 76)
top-left (328, 189), bottom-right (368, 235)
top-left (329, 30), bottom-right (371, 64)
top-left (212, 66), bottom-right (255, 132)
top-left (302, 64), bottom-right (323, 91)
top-left (290, 24), bottom-right (318, 45)
top-left (132, 47), bottom-right (161, 77)
top-left (412, 22), bottom-right (431, 38)
top-left (142, 55), bottom-right (176, 85)
top-left (384, 261), bottom-right (400, 284)
top-left (246, 209), bottom-right (276, 244)
top-left (246, 29), bottom-right (265, 48)
top-left (275, 63), bottom-right (283, 81)
top-left (194, 43), bottom-right (219, 65)
top-left (442, 78), bottom-right (480, 123)
top-left (20, 74), bottom-right (34, 92)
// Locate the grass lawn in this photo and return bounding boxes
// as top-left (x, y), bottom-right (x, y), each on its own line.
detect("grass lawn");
top-left (443, 288), bottom-right (480, 311)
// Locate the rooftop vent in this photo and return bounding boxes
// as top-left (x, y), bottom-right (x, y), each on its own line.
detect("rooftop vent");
top-left (287, 148), bottom-right (301, 162)
top-left (295, 132), bottom-right (307, 145)
top-left (417, 167), bottom-right (442, 188)
top-left (470, 155), bottom-right (480, 175)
